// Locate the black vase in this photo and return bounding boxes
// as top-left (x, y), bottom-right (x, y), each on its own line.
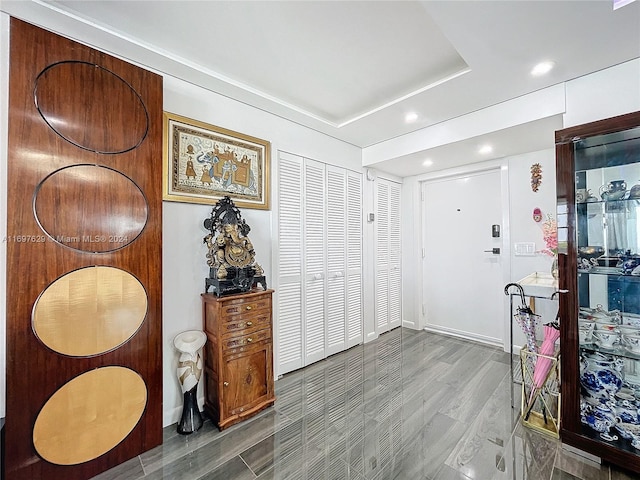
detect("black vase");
top-left (177, 385), bottom-right (203, 434)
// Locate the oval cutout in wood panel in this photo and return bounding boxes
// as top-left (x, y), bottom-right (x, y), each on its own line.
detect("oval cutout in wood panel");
top-left (33, 164), bottom-right (148, 253)
top-left (34, 61), bottom-right (148, 154)
top-left (32, 266), bottom-right (147, 357)
top-left (33, 366), bottom-right (147, 465)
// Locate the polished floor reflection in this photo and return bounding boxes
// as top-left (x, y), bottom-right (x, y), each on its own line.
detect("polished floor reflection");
top-left (93, 328), bottom-right (637, 480)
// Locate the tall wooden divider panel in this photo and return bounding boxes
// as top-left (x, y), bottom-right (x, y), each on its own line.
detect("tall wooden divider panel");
top-left (4, 19), bottom-right (163, 479)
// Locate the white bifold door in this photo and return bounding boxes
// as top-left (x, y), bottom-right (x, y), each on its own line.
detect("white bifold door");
top-left (375, 178), bottom-right (402, 335)
top-left (276, 152), bottom-right (363, 376)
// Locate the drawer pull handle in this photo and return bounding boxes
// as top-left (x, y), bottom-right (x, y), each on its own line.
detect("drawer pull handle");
top-left (246, 321), bottom-right (253, 326)
top-left (246, 305), bottom-right (252, 310)
top-left (223, 382), bottom-right (229, 387)
top-left (247, 337), bottom-right (253, 343)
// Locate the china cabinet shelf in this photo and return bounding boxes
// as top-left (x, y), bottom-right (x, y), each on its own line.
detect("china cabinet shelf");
top-left (577, 199), bottom-right (640, 206)
top-left (578, 270), bottom-right (640, 278)
top-left (580, 344), bottom-right (640, 362)
top-left (557, 110), bottom-right (640, 474)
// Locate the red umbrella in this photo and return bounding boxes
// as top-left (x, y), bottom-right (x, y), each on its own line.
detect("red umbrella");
top-left (524, 322), bottom-right (560, 420)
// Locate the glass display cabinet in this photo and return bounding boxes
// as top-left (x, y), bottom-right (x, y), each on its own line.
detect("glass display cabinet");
top-left (556, 110), bottom-right (640, 472)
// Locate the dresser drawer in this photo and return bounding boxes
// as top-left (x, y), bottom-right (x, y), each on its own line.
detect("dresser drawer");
top-left (220, 296), bottom-right (271, 317)
top-left (222, 328), bottom-right (271, 350)
top-left (220, 311), bottom-right (271, 337)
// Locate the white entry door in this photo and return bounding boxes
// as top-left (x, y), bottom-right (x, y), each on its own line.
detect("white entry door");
top-left (422, 169), bottom-right (505, 345)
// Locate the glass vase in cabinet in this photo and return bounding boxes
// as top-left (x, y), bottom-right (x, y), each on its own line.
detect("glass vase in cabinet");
top-left (556, 110), bottom-right (640, 473)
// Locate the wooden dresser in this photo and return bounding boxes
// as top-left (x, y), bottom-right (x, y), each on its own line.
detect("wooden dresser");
top-left (201, 289), bottom-right (275, 430)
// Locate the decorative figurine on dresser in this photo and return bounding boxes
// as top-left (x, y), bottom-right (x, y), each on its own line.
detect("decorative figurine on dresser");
top-left (203, 196), bottom-right (266, 295)
top-left (201, 196), bottom-right (275, 430)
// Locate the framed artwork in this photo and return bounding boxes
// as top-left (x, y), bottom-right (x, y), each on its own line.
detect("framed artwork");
top-left (163, 112), bottom-right (270, 209)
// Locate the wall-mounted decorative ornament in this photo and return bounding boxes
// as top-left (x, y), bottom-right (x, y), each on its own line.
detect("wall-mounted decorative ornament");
top-left (203, 196), bottom-right (266, 295)
top-left (533, 207), bottom-right (543, 223)
top-left (531, 163), bottom-right (543, 192)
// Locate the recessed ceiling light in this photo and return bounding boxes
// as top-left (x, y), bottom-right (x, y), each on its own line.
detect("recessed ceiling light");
top-left (531, 61), bottom-right (555, 76)
top-left (614, 0), bottom-right (637, 10)
top-left (405, 112), bottom-right (418, 123)
top-left (422, 159), bottom-right (433, 167)
top-left (479, 144), bottom-right (493, 154)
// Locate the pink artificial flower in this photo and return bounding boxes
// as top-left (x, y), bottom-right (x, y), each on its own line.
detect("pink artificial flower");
top-left (540, 215), bottom-right (558, 257)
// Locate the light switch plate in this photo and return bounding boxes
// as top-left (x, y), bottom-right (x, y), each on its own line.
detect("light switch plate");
top-left (514, 242), bottom-right (536, 256)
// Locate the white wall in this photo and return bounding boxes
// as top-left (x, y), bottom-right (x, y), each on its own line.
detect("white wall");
top-left (506, 149), bottom-right (558, 349)
top-left (507, 149), bottom-right (557, 282)
top-left (564, 58), bottom-right (640, 128)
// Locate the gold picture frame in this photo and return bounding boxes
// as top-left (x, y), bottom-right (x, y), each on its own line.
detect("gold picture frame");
top-left (163, 112), bottom-right (270, 210)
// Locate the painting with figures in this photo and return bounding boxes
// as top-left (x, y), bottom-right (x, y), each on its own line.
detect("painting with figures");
top-left (163, 112), bottom-right (270, 209)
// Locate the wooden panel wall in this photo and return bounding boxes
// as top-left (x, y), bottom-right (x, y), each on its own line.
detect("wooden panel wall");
top-left (4, 18), bottom-right (163, 479)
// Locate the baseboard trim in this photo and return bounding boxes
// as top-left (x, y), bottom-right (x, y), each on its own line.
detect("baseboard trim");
top-left (423, 324), bottom-right (502, 348)
top-left (164, 406), bottom-right (182, 428)
top-left (163, 397), bottom-right (205, 428)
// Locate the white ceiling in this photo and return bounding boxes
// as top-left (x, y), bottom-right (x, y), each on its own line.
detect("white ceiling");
top-left (3, 0), bottom-right (640, 176)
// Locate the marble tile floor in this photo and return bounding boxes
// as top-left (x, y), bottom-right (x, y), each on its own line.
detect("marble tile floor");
top-left (93, 328), bottom-right (637, 480)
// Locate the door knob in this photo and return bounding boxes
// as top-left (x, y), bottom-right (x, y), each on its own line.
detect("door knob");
top-left (247, 337), bottom-right (253, 343)
top-left (484, 248), bottom-right (501, 254)
top-left (223, 382), bottom-right (229, 387)
top-left (246, 321), bottom-right (253, 326)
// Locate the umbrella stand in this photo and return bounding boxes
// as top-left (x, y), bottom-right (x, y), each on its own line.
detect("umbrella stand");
top-left (520, 291), bottom-right (561, 437)
top-left (520, 347), bottom-right (561, 437)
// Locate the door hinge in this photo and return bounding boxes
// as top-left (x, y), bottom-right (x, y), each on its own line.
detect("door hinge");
top-left (422, 248), bottom-right (426, 258)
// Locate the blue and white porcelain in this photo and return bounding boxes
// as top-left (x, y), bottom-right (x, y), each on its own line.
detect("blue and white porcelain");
top-left (580, 353), bottom-right (624, 400)
top-left (615, 404), bottom-right (639, 424)
top-left (581, 403), bottom-right (619, 441)
top-left (614, 419), bottom-right (640, 439)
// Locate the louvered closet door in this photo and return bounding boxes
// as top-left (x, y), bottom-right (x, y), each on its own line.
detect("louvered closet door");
top-left (326, 166), bottom-right (346, 356)
top-left (375, 178), bottom-right (402, 334)
top-left (376, 181), bottom-right (390, 333)
top-left (276, 153), bottom-right (363, 376)
top-left (388, 181), bottom-right (402, 329)
top-left (304, 159), bottom-right (326, 365)
top-left (346, 171), bottom-right (363, 347)
top-left (276, 152), bottom-right (304, 373)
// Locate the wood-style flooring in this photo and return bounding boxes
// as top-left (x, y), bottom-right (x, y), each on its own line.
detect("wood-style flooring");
top-left (92, 328), bottom-right (636, 480)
